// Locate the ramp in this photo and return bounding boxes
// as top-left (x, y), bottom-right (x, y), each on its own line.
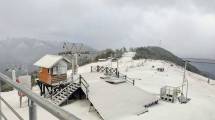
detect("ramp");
top-left (82, 72), bottom-right (159, 120)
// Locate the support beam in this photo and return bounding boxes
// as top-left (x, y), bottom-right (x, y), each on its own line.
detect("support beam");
top-left (29, 100), bottom-right (37, 120)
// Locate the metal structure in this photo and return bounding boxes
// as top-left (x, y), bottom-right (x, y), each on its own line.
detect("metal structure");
top-left (47, 76), bottom-right (89, 106)
top-left (91, 66), bottom-right (135, 86)
top-left (0, 72), bottom-right (80, 120)
top-left (59, 42), bottom-right (92, 77)
top-left (181, 58), bottom-right (215, 103)
top-left (181, 60), bottom-right (189, 103)
top-left (160, 86), bottom-right (180, 103)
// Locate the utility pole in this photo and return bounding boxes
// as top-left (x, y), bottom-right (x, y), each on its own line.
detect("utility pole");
top-left (181, 61), bottom-right (186, 95)
top-left (181, 60), bottom-right (189, 102)
top-left (117, 59), bottom-right (119, 71)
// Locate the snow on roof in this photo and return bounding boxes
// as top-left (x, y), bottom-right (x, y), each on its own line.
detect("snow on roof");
top-left (81, 72), bottom-right (159, 120)
top-left (34, 54), bottom-right (70, 68)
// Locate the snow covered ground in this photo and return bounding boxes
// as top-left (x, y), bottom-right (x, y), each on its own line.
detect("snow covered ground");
top-left (1, 52), bottom-right (215, 120)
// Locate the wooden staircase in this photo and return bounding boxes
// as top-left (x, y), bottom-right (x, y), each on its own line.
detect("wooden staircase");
top-left (49, 82), bottom-right (81, 106)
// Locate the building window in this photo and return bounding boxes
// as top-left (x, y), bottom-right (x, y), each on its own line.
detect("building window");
top-left (53, 67), bottom-right (57, 75)
top-left (58, 60), bottom-right (67, 74)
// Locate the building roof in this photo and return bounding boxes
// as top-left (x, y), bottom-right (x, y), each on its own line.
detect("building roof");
top-left (34, 54), bottom-right (70, 68)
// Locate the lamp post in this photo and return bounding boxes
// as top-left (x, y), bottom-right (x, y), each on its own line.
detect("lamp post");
top-left (182, 60), bottom-right (190, 102)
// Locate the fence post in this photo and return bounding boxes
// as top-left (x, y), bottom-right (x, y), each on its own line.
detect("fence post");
top-left (29, 100), bottom-right (37, 120)
top-left (133, 80), bottom-right (135, 86)
top-left (91, 66), bottom-right (93, 72)
top-left (79, 75), bottom-right (82, 85)
top-left (105, 67), bottom-right (108, 75)
top-left (97, 66), bottom-right (99, 72)
top-left (117, 72), bottom-right (119, 78)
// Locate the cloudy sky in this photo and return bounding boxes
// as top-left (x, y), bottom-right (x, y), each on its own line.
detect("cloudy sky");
top-left (0, 0), bottom-right (215, 59)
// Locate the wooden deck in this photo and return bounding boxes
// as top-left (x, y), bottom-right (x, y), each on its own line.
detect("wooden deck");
top-left (81, 72), bottom-right (159, 120)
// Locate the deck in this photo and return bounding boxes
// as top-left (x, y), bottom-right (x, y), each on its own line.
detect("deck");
top-left (81, 72), bottom-right (159, 120)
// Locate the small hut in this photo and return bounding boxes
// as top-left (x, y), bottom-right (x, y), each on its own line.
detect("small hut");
top-left (34, 54), bottom-right (71, 85)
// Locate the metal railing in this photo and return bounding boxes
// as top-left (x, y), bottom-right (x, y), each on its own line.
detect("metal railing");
top-left (91, 66), bottom-right (118, 77)
top-left (91, 65), bottom-right (135, 86)
top-left (118, 73), bottom-right (135, 86)
top-left (79, 76), bottom-right (89, 99)
top-left (0, 72), bottom-right (80, 120)
top-left (0, 96), bottom-right (24, 120)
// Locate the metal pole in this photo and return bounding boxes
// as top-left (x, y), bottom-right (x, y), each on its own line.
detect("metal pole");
top-left (75, 53), bottom-right (78, 74)
top-left (117, 59), bottom-right (119, 71)
top-left (0, 80), bottom-right (2, 120)
top-left (29, 100), bottom-right (37, 120)
top-left (182, 61), bottom-right (187, 96)
top-left (186, 76), bottom-right (189, 101)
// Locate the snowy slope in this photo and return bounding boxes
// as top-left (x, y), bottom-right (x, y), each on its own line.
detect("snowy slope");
top-left (1, 52), bottom-right (215, 120)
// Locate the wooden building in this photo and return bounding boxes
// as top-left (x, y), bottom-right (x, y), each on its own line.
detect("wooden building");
top-left (34, 54), bottom-right (71, 85)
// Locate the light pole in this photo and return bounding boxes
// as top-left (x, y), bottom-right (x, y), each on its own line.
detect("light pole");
top-left (182, 60), bottom-right (190, 102)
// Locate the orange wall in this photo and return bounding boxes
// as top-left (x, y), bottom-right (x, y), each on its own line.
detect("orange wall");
top-left (39, 68), bottom-right (52, 84)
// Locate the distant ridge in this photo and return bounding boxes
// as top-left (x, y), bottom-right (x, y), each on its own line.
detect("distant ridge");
top-left (133, 46), bottom-right (202, 75)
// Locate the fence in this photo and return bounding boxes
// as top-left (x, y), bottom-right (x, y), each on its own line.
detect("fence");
top-left (0, 72), bottom-right (80, 120)
top-left (91, 66), bottom-right (118, 77)
top-left (91, 66), bottom-right (135, 86)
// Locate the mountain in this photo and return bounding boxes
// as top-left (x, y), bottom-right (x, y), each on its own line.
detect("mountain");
top-left (0, 38), bottom-right (96, 74)
top-left (133, 46), bottom-right (202, 75)
top-left (0, 38), bottom-right (62, 73)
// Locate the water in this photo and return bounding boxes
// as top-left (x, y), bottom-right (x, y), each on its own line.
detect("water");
top-left (189, 62), bottom-right (215, 80)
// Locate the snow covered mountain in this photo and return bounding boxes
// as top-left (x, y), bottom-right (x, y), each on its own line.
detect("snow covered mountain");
top-left (1, 52), bottom-right (215, 120)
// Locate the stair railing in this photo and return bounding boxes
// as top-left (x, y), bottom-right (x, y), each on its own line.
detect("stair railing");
top-left (44, 85), bottom-right (60, 99)
top-left (79, 75), bottom-right (89, 99)
top-left (51, 81), bottom-right (78, 99)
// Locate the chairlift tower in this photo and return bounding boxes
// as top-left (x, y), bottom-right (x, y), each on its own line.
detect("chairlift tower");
top-left (59, 42), bottom-right (91, 78)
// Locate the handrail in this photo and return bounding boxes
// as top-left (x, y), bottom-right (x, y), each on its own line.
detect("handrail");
top-left (79, 76), bottom-right (89, 99)
top-left (45, 85), bottom-right (59, 98)
top-left (80, 77), bottom-right (89, 88)
top-left (0, 72), bottom-right (80, 120)
top-left (51, 81), bottom-right (79, 98)
top-left (119, 73), bottom-right (135, 86)
top-left (0, 111), bottom-right (8, 120)
top-left (0, 96), bottom-right (24, 120)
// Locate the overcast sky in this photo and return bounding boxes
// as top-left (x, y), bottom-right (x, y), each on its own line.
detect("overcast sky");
top-left (0, 0), bottom-right (214, 59)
